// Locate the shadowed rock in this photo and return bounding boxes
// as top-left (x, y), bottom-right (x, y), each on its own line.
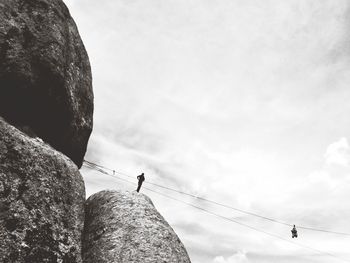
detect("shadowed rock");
top-left (0, 0), bottom-right (93, 168)
top-left (83, 190), bottom-right (191, 263)
top-left (0, 118), bottom-right (85, 262)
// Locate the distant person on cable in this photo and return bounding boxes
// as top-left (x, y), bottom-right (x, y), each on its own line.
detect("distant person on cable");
top-left (136, 173), bottom-right (145, 192)
top-left (291, 225), bottom-right (298, 238)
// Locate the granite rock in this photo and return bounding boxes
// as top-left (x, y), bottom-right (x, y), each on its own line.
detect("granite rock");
top-left (83, 190), bottom-right (191, 263)
top-left (0, 0), bottom-right (93, 168)
top-left (0, 118), bottom-right (85, 262)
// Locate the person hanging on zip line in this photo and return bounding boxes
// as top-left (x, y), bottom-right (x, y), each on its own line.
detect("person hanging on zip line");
top-left (136, 173), bottom-right (145, 192)
top-left (291, 225), bottom-right (298, 238)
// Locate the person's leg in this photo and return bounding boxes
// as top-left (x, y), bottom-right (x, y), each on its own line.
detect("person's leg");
top-left (136, 183), bottom-right (141, 192)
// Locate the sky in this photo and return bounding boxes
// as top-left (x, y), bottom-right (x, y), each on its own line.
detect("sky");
top-left (64, 1), bottom-right (350, 262)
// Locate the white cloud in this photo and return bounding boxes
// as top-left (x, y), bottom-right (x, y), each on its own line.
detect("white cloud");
top-left (213, 251), bottom-right (248, 263)
top-left (325, 137), bottom-right (350, 167)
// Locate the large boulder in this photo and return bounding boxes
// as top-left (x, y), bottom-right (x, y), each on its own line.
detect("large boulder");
top-left (0, 118), bottom-right (85, 262)
top-left (83, 190), bottom-right (191, 263)
top-left (0, 0), bottom-right (93, 168)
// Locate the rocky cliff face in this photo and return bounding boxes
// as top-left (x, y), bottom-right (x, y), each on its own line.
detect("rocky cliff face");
top-left (83, 190), bottom-right (191, 263)
top-left (0, 0), bottom-right (93, 168)
top-left (0, 118), bottom-right (85, 262)
top-left (0, 0), bottom-right (90, 261)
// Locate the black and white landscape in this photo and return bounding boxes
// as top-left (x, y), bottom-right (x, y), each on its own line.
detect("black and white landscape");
top-left (0, 0), bottom-right (349, 262)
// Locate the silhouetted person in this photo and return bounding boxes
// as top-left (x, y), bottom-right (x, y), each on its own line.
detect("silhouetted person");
top-left (291, 225), bottom-right (298, 238)
top-left (136, 173), bottom-right (145, 192)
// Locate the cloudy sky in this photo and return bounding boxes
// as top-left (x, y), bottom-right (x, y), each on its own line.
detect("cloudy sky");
top-left (65, 0), bottom-right (350, 262)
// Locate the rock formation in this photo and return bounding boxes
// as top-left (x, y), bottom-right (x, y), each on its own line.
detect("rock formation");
top-left (0, 118), bottom-right (85, 262)
top-left (0, 0), bottom-right (93, 168)
top-left (83, 190), bottom-right (191, 263)
top-left (0, 1), bottom-right (191, 262)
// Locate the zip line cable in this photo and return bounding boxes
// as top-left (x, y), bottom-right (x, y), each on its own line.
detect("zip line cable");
top-left (142, 187), bottom-right (349, 263)
top-left (83, 160), bottom-right (350, 236)
top-left (83, 164), bottom-right (350, 263)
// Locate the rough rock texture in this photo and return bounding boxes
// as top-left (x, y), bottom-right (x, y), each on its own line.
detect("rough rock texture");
top-left (83, 190), bottom-right (191, 263)
top-left (0, 0), bottom-right (93, 168)
top-left (0, 118), bottom-right (85, 262)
